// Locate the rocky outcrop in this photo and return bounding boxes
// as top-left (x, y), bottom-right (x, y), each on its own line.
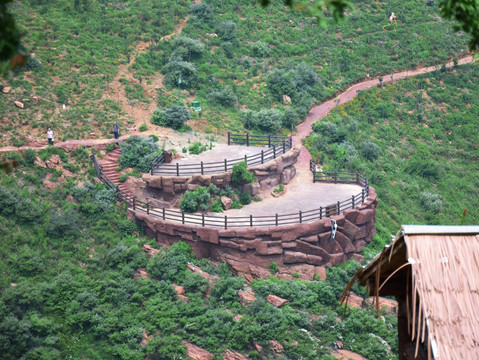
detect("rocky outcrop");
top-left (131, 187), bottom-right (377, 281)
top-left (223, 350), bottom-right (248, 360)
top-left (182, 341), bottom-right (213, 360)
top-left (267, 294), bottom-right (289, 307)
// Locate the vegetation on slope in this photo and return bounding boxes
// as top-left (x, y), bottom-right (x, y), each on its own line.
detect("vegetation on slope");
top-left (0, 148), bottom-right (397, 359)
top-left (305, 63), bottom-right (479, 243)
top-left (1, 0), bottom-right (469, 146)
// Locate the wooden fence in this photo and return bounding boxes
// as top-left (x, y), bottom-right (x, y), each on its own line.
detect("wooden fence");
top-left (91, 155), bottom-right (370, 229)
top-left (310, 160), bottom-right (368, 186)
top-left (150, 133), bottom-right (292, 176)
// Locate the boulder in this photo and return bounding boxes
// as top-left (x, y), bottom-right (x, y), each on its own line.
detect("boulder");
top-left (172, 284), bottom-right (185, 296)
top-left (267, 294), bottom-right (289, 307)
top-left (140, 330), bottom-right (152, 346)
top-left (2, 86), bottom-right (12, 93)
top-left (283, 94), bottom-right (292, 103)
top-left (223, 350), bottom-right (248, 360)
top-left (270, 340), bottom-right (284, 354)
top-left (238, 290), bottom-right (256, 305)
top-left (186, 263), bottom-right (220, 285)
top-left (14, 101), bottom-right (24, 108)
top-left (253, 341), bottom-right (262, 352)
top-left (221, 196), bottom-right (232, 210)
top-left (344, 293), bottom-right (363, 309)
top-left (143, 244), bottom-right (160, 257)
top-left (365, 297), bottom-right (398, 313)
top-left (134, 269), bottom-right (148, 279)
top-left (182, 341), bottom-right (213, 360)
top-left (233, 314), bottom-right (243, 322)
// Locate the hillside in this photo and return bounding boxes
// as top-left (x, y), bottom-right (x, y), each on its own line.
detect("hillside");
top-left (0, 0), bottom-right (469, 147)
top-left (305, 63), bottom-right (479, 247)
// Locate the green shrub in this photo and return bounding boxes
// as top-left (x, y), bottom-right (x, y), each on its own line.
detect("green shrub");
top-left (119, 136), bottom-right (160, 173)
top-left (208, 183), bottom-right (219, 196)
top-left (139, 123), bottom-right (148, 132)
top-left (149, 134), bottom-right (159, 143)
top-left (231, 199), bottom-right (242, 209)
top-left (119, 173), bottom-right (129, 182)
top-left (188, 141), bottom-right (207, 155)
top-left (270, 261), bottom-right (278, 274)
top-left (151, 106), bottom-right (190, 130)
top-left (209, 87), bottom-right (238, 107)
top-left (239, 191), bottom-right (251, 205)
top-left (180, 190), bottom-right (198, 213)
top-left (360, 141), bottom-right (381, 161)
top-left (23, 149), bottom-right (37, 165)
top-left (231, 161), bottom-right (255, 185)
top-left (209, 198), bottom-right (223, 212)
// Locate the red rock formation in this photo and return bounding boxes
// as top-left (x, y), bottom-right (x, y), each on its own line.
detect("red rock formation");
top-left (365, 297), bottom-right (398, 313)
top-left (143, 244), bottom-right (160, 257)
top-left (238, 290), bottom-right (256, 305)
top-left (182, 341), bottom-right (213, 360)
top-left (267, 294), bottom-right (289, 307)
top-left (134, 269), bottom-right (148, 279)
top-left (269, 340), bottom-right (284, 353)
top-left (223, 350), bottom-right (248, 360)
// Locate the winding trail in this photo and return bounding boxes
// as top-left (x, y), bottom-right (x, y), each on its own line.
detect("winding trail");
top-left (293, 54), bottom-right (475, 169)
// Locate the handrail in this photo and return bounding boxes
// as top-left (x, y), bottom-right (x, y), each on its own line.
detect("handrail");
top-left (151, 134), bottom-right (292, 176)
top-left (92, 155), bottom-right (370, 229)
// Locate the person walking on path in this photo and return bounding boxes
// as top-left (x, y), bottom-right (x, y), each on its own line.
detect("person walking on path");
top-left (131, 125), bottom-right (137, 135)
top-left (47, 128), bottom-right (54, 146)
top-left (113, 122), bottom-right (119, 139)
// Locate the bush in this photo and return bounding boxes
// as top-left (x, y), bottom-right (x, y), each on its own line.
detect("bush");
top-left (215, 21), bottom-right (237, 43)
top-left (420, 192), bottom-right (443, 214)
top-left (179, 187), bottom-right (210, 213)
top-left (241, 109), bottom-right (282, 133)
top-left (23, 149), bottom-right (36, 165)
top-left (209, 87), bottom-right (238, 107)
top-left (188, 141), bottom-right (207, 155)
top-left (179, 190), bottom-right (199, 213)
top-left (151, 106), bottom-right (190, 130)
top-left (119, 136), bottom-right (160, 173)
top-left (139, 123), bottom-right (148, 132)
top-left (360, 141), bottom-right (381, 161)
top-left (209, 198), bottom-right (223, 212)
top-left (231, 161), bottom-right (255, 185)
top-left (239, 191), bottom-right (251, 205)
top-left (163, 60), bottom-right (197, 88)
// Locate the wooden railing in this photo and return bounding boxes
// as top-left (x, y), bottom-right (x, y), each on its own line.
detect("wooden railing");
top-left (91, 155), bottom-right (370, 229)
top-left (150, 133), bottom-right (293, 176)
top-left (310, 160), bottom-right (369, 187)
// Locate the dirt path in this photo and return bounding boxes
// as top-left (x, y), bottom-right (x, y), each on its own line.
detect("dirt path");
top-left (1, 55), bottom-right (475, 156)
top-left (293, 55), bottom-right (476, 168)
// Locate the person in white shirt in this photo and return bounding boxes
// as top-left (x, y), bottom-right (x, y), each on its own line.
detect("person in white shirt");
top-left (47, 128), bottom-right (54, 146)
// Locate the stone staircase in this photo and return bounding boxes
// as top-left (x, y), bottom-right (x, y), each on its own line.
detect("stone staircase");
top-left (98, 148), bottom-right (133, 197)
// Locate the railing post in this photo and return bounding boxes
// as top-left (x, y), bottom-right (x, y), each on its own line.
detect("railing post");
top-left (356, 172), bottom-right (359, 184)
top-left (147, 203), bottom-right (150, 215)
top-left (201, 161), bottom-right (204, 175)
top-left (202, 213), bottom-right (205, 227)
top-left (337, 201), bottom-right (340, 214)
top-left (244, 154), bottom-right (247, 165)
top-left (275, 213), bottom-right (278, 226)
top-left (268, 135), bottom-right (271, 147)
top-left (224, 159), bottom-right (227, 172)
top-left (224, 215), bottom-right (228, 229)
top-left (261, 150), bottom-right (264, 164)
top-left (176, 163), bottom-right (180, 176)
top-left (299, 210), bottom-right (302, 223)
top-left (228, 132), bottom-right (231, 145)
top-left (250, 215), bottom-right (253, 227)
top-left (162, 207), bottom-right (165, 220)
top-left (335, 172), bottom-right (337, 184)
top-left (246, 133), bottom-right (249, 146)
top-left (282, 140), bottom-right (285, 153)
top-left (362, 189), bottom-right (365, 202)
top-left (273, 145), bottom-right (276, 158)
top-left (182, 212), bottom-right (185, 224)
top-left (320, 206), bottom-right (322, 220)
top-left (352, 195), bottom-right (355, 209)
top-left (133, 197), bottom-right (136, 210)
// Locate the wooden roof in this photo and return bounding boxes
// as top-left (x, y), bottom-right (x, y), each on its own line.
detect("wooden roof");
top-left (346, 225), bottom-right (479, 360)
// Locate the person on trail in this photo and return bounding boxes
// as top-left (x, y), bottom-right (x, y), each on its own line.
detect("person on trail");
top-left (113, 122), bottom-right (119, 139)
top-left (47, 128), bottom-right (54, 146)
top-left (131, 125), bottom-right (137, 135)
top-left (389, 12), bottom-right (397, 22)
